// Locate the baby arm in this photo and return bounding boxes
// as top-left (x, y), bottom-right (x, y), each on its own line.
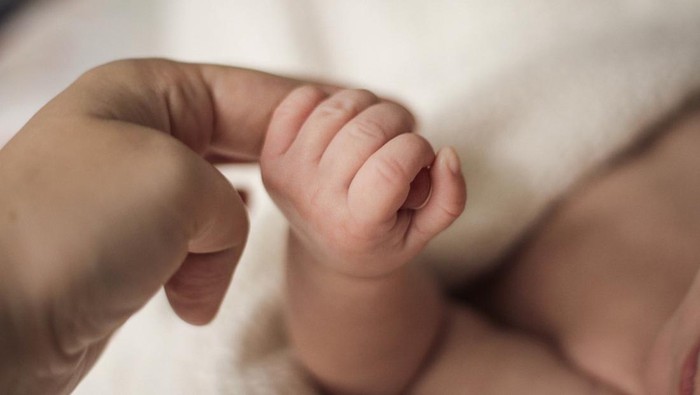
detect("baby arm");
top-left (260, 86), bottom-right (466, 395)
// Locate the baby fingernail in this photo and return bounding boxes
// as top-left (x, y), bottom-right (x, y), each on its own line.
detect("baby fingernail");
top-left (442, 146), bottom-right (461, 175)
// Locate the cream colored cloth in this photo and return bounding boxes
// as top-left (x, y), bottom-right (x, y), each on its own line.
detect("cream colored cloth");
top-left (21, 0), bottom-right (692, 393)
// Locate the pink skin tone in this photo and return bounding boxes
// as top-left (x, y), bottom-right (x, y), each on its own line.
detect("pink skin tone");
top-left (262, 85), bottom-right (700, 394)
top-left (261, 86), bottom-right (467, 394)
top-left (261, 87), bottom-right (627, 394)
top-left (489, 105), bottom-right (700, 395)
top-left (647, 111), bottom-right (700, 395)
top-left (261, 87), bottom-right (466, 278)
top-left (649, 259), bottom-right (700, 395)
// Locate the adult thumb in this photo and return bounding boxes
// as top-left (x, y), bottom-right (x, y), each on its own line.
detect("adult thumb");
top-left (163, 152), bottom-right (249, 325)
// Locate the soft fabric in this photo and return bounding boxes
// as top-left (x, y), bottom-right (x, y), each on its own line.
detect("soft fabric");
top-left (26, 0), bottom-right (697, 393)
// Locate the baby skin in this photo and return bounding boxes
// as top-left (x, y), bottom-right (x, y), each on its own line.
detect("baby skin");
top-left (260, 87), bottom-right (622, 394)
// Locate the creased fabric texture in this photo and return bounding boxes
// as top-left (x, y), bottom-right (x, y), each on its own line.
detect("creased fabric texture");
top-left (74, 1), bottom-right (700, 394)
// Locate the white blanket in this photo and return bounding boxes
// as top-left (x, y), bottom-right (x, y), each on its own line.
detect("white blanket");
top-left (4, 1), bottom-right (697, 393)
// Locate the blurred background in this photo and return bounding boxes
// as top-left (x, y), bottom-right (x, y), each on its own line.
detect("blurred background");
top-left (7, 0), bottom-right (679, 148)
top-left (0, 0), bottom-right (167, 146)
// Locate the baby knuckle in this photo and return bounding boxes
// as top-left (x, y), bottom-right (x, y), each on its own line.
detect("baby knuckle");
top-left (373, 156), bottom-right (407, 185)
top-left (269, 102), bottom-right (295, 121)
top-left (262, 165), bottom-right (292, 193)
top-left (337, 220), bottom-right (375, 250)
top-left (261, 157), bottom-right (297, 188)
top-left (274, 85), bottom-right (326, 117)
top-left (383, 101), bottom-right (416, 129)
top-left (343, 89), bottom-right (379, 108)
top-left (399, 133), bottom-right (433, 155)
top-left (411, 221), bottom-right (433, 240)
top-left (352, 88), bottom-right (379, 101)
top-left (411, 133), bottom-right (433, 151)
top-left (260, 165), bottom-right (279, 190)
top-left (292, 85), bottom-right (328, 103)
top-left (315, 99), bottom-right (355, 119)
top-left (317, 90), bottom-right (372, 118)
top-left (307, 187), bottom-right (327, 210)
top-left (427, 179), bottom-right (466, 222)
top-left (258, 157), bottom-right (272, 177)
top-left (348, 117), bottom-right (390, 143)
top-left (439, 199), bottom-right (466, 220)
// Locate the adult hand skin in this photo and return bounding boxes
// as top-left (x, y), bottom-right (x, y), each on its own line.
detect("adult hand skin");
top-left (0, 59), bottom-right (309, 394)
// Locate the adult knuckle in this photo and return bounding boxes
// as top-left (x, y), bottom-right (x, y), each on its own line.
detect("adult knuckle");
top-left (79, 59), bottom-right (136, 80)
top-left (162, 150), bottom-right (200, 194)
top-left (131, 135), bottom-right (206, 206)
top-left (81, 59), bottom-right (173, 88)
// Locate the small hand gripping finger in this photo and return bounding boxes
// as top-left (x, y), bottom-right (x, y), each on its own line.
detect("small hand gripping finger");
top-left (405, 146), bottom-right (467, 249)
top-left (321, 101), bottom-right (416, 187)
top-left (292, 89), bottom-right (379, 163)
top-left (262, 85), bottom-right (329, 160)
top-left (261, 86), bottom-right (329, 197)
top-left (347, 133), bottom-right (436, 230)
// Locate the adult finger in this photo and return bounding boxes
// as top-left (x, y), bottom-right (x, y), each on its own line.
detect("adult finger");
top-left (164, 248), bottom-right (243, 325)
top-left (35, 59), bottom-right (302, 324)
top-left (0, 59), bottom-right (312, 393)
top-left (162, 141), bottom-right (249, 325)
top-left (46, 59), bottom-right (308, 161)
top-left (91, 126), bottom-right (250, 327)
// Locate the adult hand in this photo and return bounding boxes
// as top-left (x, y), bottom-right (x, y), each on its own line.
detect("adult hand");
top-left (0, 59), bottom-right (309, 394)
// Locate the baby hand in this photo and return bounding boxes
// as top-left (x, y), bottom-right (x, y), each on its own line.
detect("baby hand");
top-left (261, 87), bottom-right (466, 277)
